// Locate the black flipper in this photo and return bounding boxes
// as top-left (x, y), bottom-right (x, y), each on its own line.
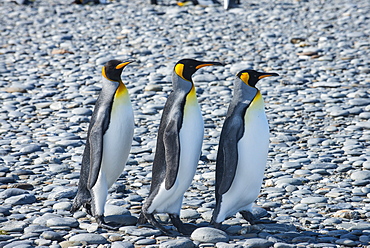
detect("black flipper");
top-left (164, 117), bottom-right (182, 190)
top-left (87, 103), bottom-right (112, 190)
top-left (216, 112), bottom-right (245, 195)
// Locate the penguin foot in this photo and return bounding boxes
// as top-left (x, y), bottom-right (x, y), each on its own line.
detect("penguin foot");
top-left (169, 214), bottom-right (197, 235)
top-left (179, 223), bottom-right (198, 235)
top-left (240, 210), bottom-right (257, 225)
top-left (96, 216), bottom-right (120, 230)
top-left (137, 212), bottom-right (148, 225)
top-left (210, 220), bottom-right (222, 229)
top-left (143, 213), bottom-right (173, 235)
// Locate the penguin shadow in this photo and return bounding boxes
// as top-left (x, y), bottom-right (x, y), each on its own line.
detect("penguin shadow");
top-left (136, 219), bottom-right (198, 237)
top-left (214, 208), bottom-right (277, 229)
top-left (135, 205), bottom-right (276, 237)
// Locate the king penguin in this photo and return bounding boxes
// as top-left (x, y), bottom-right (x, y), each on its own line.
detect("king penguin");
top-left (211, 69), bottom-right (278, 227)
top-left (138, 59), bottom-right (223, 235)
top-left (71, 60), bottom-right (135, 229)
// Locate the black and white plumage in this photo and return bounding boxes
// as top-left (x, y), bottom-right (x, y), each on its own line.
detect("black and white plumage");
top-left (211, 70), bottom-right (278, 227)
top-left (71, 60), bottom-right (134, 229)
top-left (138, 59), bottom-right (223, 235)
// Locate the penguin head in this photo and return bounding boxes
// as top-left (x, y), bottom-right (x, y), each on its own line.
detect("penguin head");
top-left (237, 70), bottom-right (279, 87)
top-left (102, 60), bottom-right (132, 82)
top-left (174, 59), bottom-right (223, 82)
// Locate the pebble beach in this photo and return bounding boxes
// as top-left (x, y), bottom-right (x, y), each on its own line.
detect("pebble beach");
top-left (0, 0), bottom-right (370, 247)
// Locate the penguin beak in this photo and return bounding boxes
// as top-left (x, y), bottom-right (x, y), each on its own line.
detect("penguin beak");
top-left (258, 72), bottom-right (279, 79)
top-left (115, 61), bottom-right (133, 70)
top-left (195, 62), bottom-right (224, 70)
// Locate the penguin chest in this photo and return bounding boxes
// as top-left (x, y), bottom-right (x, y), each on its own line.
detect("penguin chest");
top-left (177, 100), bottom-right (204, 188)
top-left (100, 92), bottom-right (134, 187)
top-left (220, 93), bottom-right (269, 216)
top-left (236, 94), bottom-right (269, 195)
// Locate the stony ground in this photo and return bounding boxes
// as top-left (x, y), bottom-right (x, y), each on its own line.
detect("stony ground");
top-left (0, 0), bottom-right (370, 247)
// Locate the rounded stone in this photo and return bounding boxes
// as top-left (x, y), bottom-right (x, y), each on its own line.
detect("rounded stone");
top-left (69, 233), bottom-right (108, 244)
top-left (351, 170), bottom-right (370, 181)
top-left (111, 241), bottom-right (135, 248)
top-left (4, 194), bottom-right (36, 205)
top-left (46, 217), bottom-right (79, 228)
top-left (159, 238), bottom-right (195, 248)
top-left (53, 202), bottom-right (72, 210)
top-left (104, 204), bottom-right (131, 216)
top-left (243, 238), bottom-right (274, 248)
top-left (191, 227), bottom-right (229, 243)
top-left (301, 197), bottom-right (328, 204)
top-left (41, 231), bottom-right (63, 241)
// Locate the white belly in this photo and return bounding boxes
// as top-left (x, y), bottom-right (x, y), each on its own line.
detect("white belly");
top-left (98, 96), bottom-right (134, 188)
top-left (224, 0), bottom-right (229, 9)
top-left (216, 94), bottom-right (269, 222)
top-left (148, 100), bottom-right (204, 214)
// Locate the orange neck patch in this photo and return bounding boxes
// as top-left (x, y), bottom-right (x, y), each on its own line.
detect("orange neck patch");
top-left (115, 81), bottom-right (128, 98)
top-left (185, 84), bottom-right (197, 105)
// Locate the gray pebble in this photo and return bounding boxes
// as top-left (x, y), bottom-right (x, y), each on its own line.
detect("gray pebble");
top-left (46, 217), bottom-right (79, 228)
top-left (120, 226), bottom-right (162, 236)
top-left (351, 170), bottom-right (370, 181)
top-left (24, 225), bottom-right (52, 234)
top-left (47, 187), bottom-right (77, 200)
top-left (105, 204), bottom-right (131, 216)
top-left (20, 144), bottom-right (42, 154)
top-left (0, 188), bottom-right (29, 199)
top-left (2, 240), bottom-right (33, 248)
top-left (159, 238), bottom-right (195, 248)
top-left (69, 233), bottom-right (108, 244)
top-left (112, 241), bottom-right (135, 248)
top-left (4, 193), bottom-right (36, 205)
top-left (243, 238), bottom-right (274, 248)
top-left (41, 231), bottom-right (63, 241)
top-left (135, 238), bottom-right (157, 245)
top-left (191, 227), bottom-right (229, 243)
top-left (0, 220), bottom-right (28, 232)
top-left (71, 107), bottom-right (93, 116)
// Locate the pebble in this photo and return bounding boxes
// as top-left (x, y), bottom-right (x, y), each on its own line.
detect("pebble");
top-left (300, 197), bottom-right (328, 204)
top-left (120, 226), bottom-right (162, 236)
top-left (69, 233), bottom-right (108, 244)
top-left (0, 221), bottom-right (28, 232)
top-left (41, 231), bottom-right (63, 241)
top-left (191, 227), bottom-right (229, 243)
top-left (159, 238), bottom-right (195, 248)
top-left (4, 193), bottom-right (36, 205)
top-left (46, 217), bottom-right (79, 228)
top-left (243, 238), bottom-right (274, 248)
top-left (0, 0), bottom-right (370, 247)
top-left (111, 241), bottom-right (135, 248)
top-left (351, 170), bottom-right (370, 180)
